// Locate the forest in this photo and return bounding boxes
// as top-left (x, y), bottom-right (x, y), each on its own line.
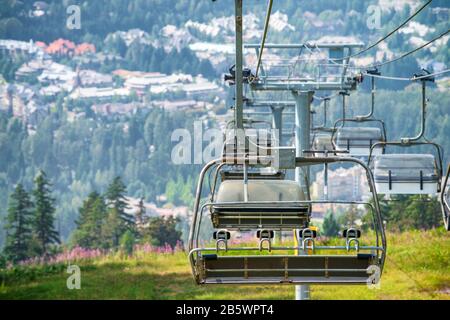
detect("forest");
top-left (0, 87), bottom-right (448, 253)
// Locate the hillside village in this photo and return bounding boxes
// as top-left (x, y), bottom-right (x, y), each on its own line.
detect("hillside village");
top-left (0, 38), bottom-right (224, 128)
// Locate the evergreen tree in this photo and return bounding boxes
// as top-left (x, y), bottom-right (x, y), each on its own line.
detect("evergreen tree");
top-left (72, 191), bottom-right (107, 248)
top-left (120, 230), bottom-right (135, 255)
top-left (32, 171), bottom-right (60, 255)
top-left (146, 216), bottom-right (182, 247)
top-left (103, 176), bottom-right (135, 247)
top-left (101, 207), bottom-right (122, 248)
top-left (105, 176), bottom-right (133, 224)
top-left (322, 211), bottom-right (340, 237)
top-left (3, 184), bottom-right (33, 263)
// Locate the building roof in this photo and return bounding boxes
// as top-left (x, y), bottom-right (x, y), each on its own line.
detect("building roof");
top-left (75, 43), bottom-right (96, 55)
top-left (78, 69), bottom-right (113, 87)
top-left (46, 38), bottom-right (76, 55)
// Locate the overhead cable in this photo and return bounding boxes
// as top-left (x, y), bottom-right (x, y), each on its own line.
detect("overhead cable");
top-left (330, 0), bottom-right (433, 61)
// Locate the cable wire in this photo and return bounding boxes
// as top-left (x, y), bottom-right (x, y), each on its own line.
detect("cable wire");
top-left (362, 68), bottom-right (450, 81)
top-left (330, 0), bottom-right (433, 62)
top-left (359, 28), bottom-right (450, 69)
top-left (255, 0), bottom-right (274, 78)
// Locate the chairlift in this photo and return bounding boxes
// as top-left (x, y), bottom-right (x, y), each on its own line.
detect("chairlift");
top-left (439, 164), bottom-right (450, 230)
top-left (368, 71), bottom-right (443, 195)
top-left (189, 154), bottom-right (386, 285)
top-left (331, 83), bottom-right (387, 156)
top-left (312, 133), bottom-right (334, 153)
top-left (334, 126), bottom-right (385, 156)
top-left (371, 153), bottom-right (440, 195)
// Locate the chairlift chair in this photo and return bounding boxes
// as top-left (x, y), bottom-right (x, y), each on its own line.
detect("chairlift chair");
top-left (368, 141), bottom-right (443, 195)
top-left (367, 72), bottom-right (442, 195)
top-left (332, 119), bottom-right (387, 157)
top-left (189, 154), bottom-right (386, 285)
top-left (372, 153), bottom-right (439, 194)
top-left (331, 75), bottom-right (387, 157)
top-left (440, 164), bottom-right (450, 230)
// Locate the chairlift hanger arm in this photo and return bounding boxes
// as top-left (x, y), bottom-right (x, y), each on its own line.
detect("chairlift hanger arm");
top-left (311, 98), bottom-right (331, 130)
top-left (338, 91), bottom-right (349, 127)
top-left (357, 68), bottom-right (381, 120)
top-left (402, 73), bottom-right (433, 143)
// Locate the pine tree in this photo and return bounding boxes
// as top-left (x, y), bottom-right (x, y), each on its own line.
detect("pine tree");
top-left (32, 171), bottom-right (60, 255)
top-left (72, 191), bottom-right (107, 248)
top-left (105, 176), bottom-right (133, 224)
top-left (3, 184), bottom-right (34, 263)
top-left (102, 207), bottom-right (122, 248)
top-left (103, 176), bottom-right (135, 247)
top-left (322, 211), bottom-right (340, 237)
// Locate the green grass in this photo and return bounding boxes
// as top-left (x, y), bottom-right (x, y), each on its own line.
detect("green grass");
top-left (0, 229), bottom-right (449, 300)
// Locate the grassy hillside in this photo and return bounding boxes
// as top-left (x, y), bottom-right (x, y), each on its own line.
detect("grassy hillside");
top-left (0, 229), bottom-right (449, 300)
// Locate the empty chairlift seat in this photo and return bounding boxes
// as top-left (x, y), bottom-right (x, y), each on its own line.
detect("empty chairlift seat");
top-left (196, 253), bottom-right (378, 284)
top-left (336, 127), bottom-right (383, 156)
top-left (211, 180), bottom-right (310, 229)
top-left (373, 154), bottom-right (439, 194)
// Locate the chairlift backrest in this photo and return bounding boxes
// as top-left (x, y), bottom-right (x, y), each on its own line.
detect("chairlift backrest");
top-left (220, 165), bottom-right (285, 181)
top-left (312, 133), bottom-right (334, 153)
top-left (211, 179), bottom-right (310, 229)
top-left (215, 179), bottom-right (306, 203)
top-left (373, 153), bottom-right (439, 195)
top-left (335, 127), bottom-right (383, 156)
